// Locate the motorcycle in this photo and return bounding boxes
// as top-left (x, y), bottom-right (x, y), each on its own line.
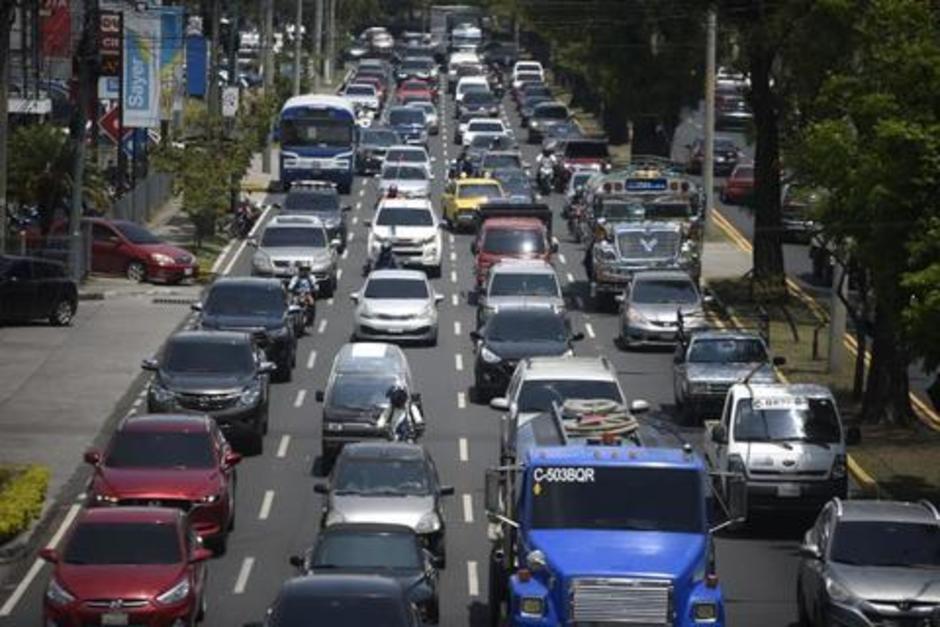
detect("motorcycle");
top-left (537, 160), bottom-right (555, 196)
top-left (228, 200), bottom-right (260, 239)
top-left (287, 281), bottom-right (317, 334)
top-left (381, 388), bottom-right (425, 443)
top-left (364, 246), bottom-right (400, 275)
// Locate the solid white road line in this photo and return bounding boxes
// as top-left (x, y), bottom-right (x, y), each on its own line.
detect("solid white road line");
top-left (276, 434), bottom-right (291, 458)
top-left (459, 437), bottom-right (469, 462)
top-left (586, 323), bottom-right (596, 339)
top-left (451, 293), bottom-right (459, 306)
top-left (457, 392), bottom-right (467, 409)
top-left (210, 239), bottom-right (236, 274)
top-left (558, 253), bottom-right (567, 264)
top-left (467, 561), bottom-right (480, 597)
top-left (233, 557), bottom-right (255, 594)
top-left (222, 205), bottom-right (273, 276)
top-left (294, 390), bottom-right (306, 408)
top-left (318, 319), bottom-right (328, 334)
top-left (0, 503), bottom-right (82, 616)
top-left (455, 354), bottom-right (464, 371)
top-left (258, 490), bottom-right (275, 520)
top-left (566, 272), bottom-right (575, 284)
top-left (454, 321), bottom-right (462, 336)
top-left (463, 494), bottom-right (474, 523)
top-left (450, 270), bottom-right (457, 283)
top-left (307, 350), bottom-right (317, 370)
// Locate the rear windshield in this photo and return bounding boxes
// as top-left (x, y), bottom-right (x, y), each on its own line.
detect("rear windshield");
top-left (483, 229), bottom-right (545, 255)
top-left (272, 596), bottom-right (407, 627)
top-left (65, 523), bottom-right (181, 565)
top-left (382, 165), bottom-right (427, 181)
top-left (345, 85), bottom-right (375, 96)
top-left (261, 226), bottom-right (326, 248)
top-left (205, 284), bottom-right (285, 317)
top-left (688, 339), bottom-right (767, 364)
top-left (389, 109), bottom-right (425, 125)
top-left (535, 105), bottom-right (568, 119)
top-left (284, 191), bottom-right (338, 212)
top-left (329, 374), bottom-right (397, 411)
top-left (385, 149), bottom-right (427, 164)
top-left (360, 129), bottom-right (400, 147)
top-left (459, 183), bottom-right (502, 199)
top-left (313, 532), bottom-right (420, 570)
top-left (376, 207), bottom-right (434, 226)
top-left (113, 222), bottom-right (161, 244)
top-left (107, 432), bottom-right (214, 469)
top-left (632, 279), bottom-right (699, 305)
top-left (468, 121), bottom-right (503, 133)
top-left (565, 142), bottom-right (609, 159)
top-left (364, 278), bottom-right (428, 299)
top-left (463, 91), bottom-right (497, 106)
top-left (487, 313), bottom-right (567, 343)
top-left (334, 458), bottom-right (431, 496)
top-left (482, 154), bottom-right (522, 170)
top-left (517, 379), bottom-right (623, 414)
top-left (489, 272), bottom-right (559, 297)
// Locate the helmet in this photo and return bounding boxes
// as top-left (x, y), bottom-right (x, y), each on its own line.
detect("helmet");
top-left (387, 384), bottom-right (408, 408)
top-left (381, 242), bottom-right (393, 253)
top-left (387, 184), bottom-right (398, 198)
top-left (542, 147), bottom-right (552, 156)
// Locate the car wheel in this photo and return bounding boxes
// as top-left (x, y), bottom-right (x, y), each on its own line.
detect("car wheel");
top-left (49, 299), bottom-right (75, 326)
top-left (796, 579), bottom-right (811, 627)
top-left (248, 422), bottom-right (264, 456)
top-left (209, 531), bottom-right (227, 556)
top-left (427, 331), bottom-right (438, 347)
top-left (197, 590), bottom-right (207, 623)
top-left (428, 263), bottom-right (442, 279)
top-left (126, 261), bottom-right (147, 283)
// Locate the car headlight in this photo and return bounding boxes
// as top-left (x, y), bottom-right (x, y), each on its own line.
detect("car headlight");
top-left (480, 345), bottom-right (501, 364)
top-left (727, 453), bottom-right (747, 477)
top-left (627, 308), bottom-right (648, 323)
top-left (519, 596), bottom-right (545, 616)
top-left (46, 578), bottom-right (75, 606)
top-left (562, 349), bottom-right (574, 357)
top-left (325, 510), bottom-right (345, 526)
top-left (93, 493), bottom-right (120, 504)
top-left (692, 601), bottom-right (718, 622)
top-left (826, 577), bottom-right (855, 605)
top-left (831, 453), bottom-right (847, 480)
top-left (149, 382), bottom-right (175, 404)
top-left (240, 383), bottom-right (262, 406)
top-left (155, 577), bottom-right (191, 606)
top-left (252, 252), bottom-right (274, 272)
top-left (358, 307), bottom-right (375, 319)
top-left (324, 422), bottom-right (345, 432)
top-left (415, 511), bottom-right (441, 533)
top-left (529, 120), bottom-right (539, 129)
top-left (199, 492), bottom-right (222, 504)
top-left (151, 253), bottom-right (174, 266)
top-left (689, 381), bottom-right (709, 394)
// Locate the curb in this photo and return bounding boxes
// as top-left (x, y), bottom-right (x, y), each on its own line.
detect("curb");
top-left (78, 291), bottom-right (106, 301)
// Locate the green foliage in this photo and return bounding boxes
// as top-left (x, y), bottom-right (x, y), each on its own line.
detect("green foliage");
top-left (0, 465), bottom-right (50, 543)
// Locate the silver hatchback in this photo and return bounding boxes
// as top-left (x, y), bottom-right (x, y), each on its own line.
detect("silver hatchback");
top-left (618, 270), bottom-right (708, 348)
top-left (351, 269), bottom-right (443, 345)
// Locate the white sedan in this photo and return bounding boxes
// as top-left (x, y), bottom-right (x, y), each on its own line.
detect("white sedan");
top-left (366, 198), bottom-right (442, 276)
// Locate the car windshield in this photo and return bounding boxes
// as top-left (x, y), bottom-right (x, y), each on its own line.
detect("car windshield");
top-left (204, 284), bottom-right (285, 317)
top-left (470, 134), bottom-right (501, 148)
top-left (376, 207), bottom-right (434, 226)
top-left (401, 81), bottom-right (428, 91)
top-left (389, 109), bottom-right (425, 125)
top-left (382, 165), bottom-right (428, 181)
top-left (107, 432), bottom-right (215, 469)
top-left (361, 129), bottom-right (399, 147)
top-left (460, 83), bottom-right (489, 96)
top-left (536, 105), bottom-right (568, 119)
top-left (493, 170), bottom-right (527, 187)
top-left (345, 85), bottom-right (375, 96)
top-left (714, 139), bottom-right (738, 151)
top-left (64, 523), bottom-right (181, 565)
top-left (313, 532), bottom-right (421, 570)
top-left (401, 60), bottom-right (429, 71)
top-left (334, 458), bottom-right (431, 495)
top-left (408, 103), bottom-right (434, 115)
top-left (830, 521), bottom-right (940, 568)
top-left (524, 86), bottom-right (551, 98)
top-left (482, 154), bottom-right (522, 169)
top-left (261, 226), bottom-right (326, 248)
top-left (272, 595), bottom-right (407, 626)
top-left (329, 374), bottom-right (398, 411)
top-left (489, 273), bottom-right (558, 297)
top-left (732, 397), bottom-right (841, 443)
top-left (632, 279), bottom-right (699, 305)
top-left (284, 191), bottom-right (339, 212)
top-left (459, 183), bottom-right (502, 199)
top-left (529, 466), bottom-right (704, 533)
top-left (385, 149), bottom-right (427, 164)
top-left (688, 339), bottom-right (768, 364)
top-left (164, 339), bottom-right (254, 374)
top-left (565, 142), bottom-right (609, 159)
top-left (113, 222), bottom-right (162, 244)
top-left (487, 313), bottom-right (567, 343)
top-left (463, 91), bottom-right (496, 106)
top-left (517, 379), bottom-right (623, 413)
top-left (364, 278), bottom-right (428, 299)
top-left (469, 121), bottom-right (503, 133)
top-left (483, 229), bottom-right (546, 255)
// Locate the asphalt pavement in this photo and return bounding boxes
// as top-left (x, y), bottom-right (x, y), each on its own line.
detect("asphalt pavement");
top-left (0, 82), bottom-right (810, 627)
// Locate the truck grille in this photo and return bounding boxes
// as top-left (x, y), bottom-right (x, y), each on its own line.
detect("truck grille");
top-left (617, 231), bottom-right (680, 260)
top-left (570, 578), bottom-right (672, 625)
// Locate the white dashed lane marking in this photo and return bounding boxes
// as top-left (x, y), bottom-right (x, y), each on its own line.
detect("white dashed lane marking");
top-left (318, 319), bottom-right (328, 334)
top-left (306, 350), bottom-right (317, 370)
top-left (293, 390), bottom-right (306, 408)
top-left (457, 392), bottom-right (467, 409)
top-left (467, 561), bottom-right (480, 597)
top-left (586, 323), bottom-right (596, 339)
top-left (451, 293), bottom-right (459, 306)
top-left (455, 354), bottom-right (464, 371)
top-left (459, 437), bottom-right (468, 462)
top-left (463, 494), bottom-right (474, 523)
top-left (233, 557), bottom-right (255, 594)
top-left (558, 253), bottom-right (567, 264)
top-left (258, 490), bottom-right (274, 520)
top-left (276, 435), bottom-right (291, 458)
top-left (450, 270), bottom-right (457, 283)
top-left (454, 321), bottom-right (462, 336)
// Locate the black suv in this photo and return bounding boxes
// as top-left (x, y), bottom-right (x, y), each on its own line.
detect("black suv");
top-left (194, 277), bottom-right (298, 382)
top-left (143, 330), bottom-right (274, 453)
top-left (0, 255), bottom-right (77, 326)
top-left (281, 182), bottom-right (350, 251)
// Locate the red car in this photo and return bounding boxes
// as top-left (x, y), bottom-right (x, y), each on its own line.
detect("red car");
top-left (397, 79), bottom-right (436, 104)
top-left (720, 163), bottom-right (755, 204)
top-left (472, 205), bottom-right (557, 288)
top-left (86, 218), bottom-right (198, 283)
top-left (41, 506), bottom-right (210, 627)
top-left (353, 74), bottom-right (387, 104)
top-left (84, 414), bottom-right (240, 551)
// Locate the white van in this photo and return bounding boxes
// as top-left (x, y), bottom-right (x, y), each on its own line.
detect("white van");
top-left (512, 60), bottom-right (544, 82)
top-left (447, 51), bottom-right (481, 85)
top-left (454, 76), bottom-right (490, 104)
top-left (704, 383), bottom-right (859, 519)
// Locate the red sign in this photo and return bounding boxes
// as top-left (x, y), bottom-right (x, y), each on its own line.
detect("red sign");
top-left (40, 0), bottom-right (71, 58)
top-left (98, 10), bottom-right (122, 77)
top-left (99, 105), bottom-right (130, 144)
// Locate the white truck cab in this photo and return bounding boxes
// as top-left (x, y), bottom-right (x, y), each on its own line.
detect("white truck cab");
top-left (704, 383), bottom-right (859, 518)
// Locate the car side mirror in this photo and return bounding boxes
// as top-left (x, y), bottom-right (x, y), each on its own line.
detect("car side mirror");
top-left (259, 361), bottom-right (277, 374)
top-left (711, 424), bottom-right (728, 444)
top-left (489, 397), bottom-right (509, 411)
top-left (313, 483), bottom-right (329, 495)
top-left (469, 330), bottom-right (482, 342)
top-left (289, 554), bottom-right (305, 569)
top-left (570, 332), bottom-right (585, 342)
top-left (439, 485), bottom-right (455, 496)
top-left (799, 541), bottom-right (821, 560)
top-left (315, 390), bottom-right (325, 402)
top-left (630, 399), bottom-right (650, 414)
top-left (846, 426), bottom-right (861, 445)
top-left (362, 219), bottom-right (371, 227)
top-left (614, 293), bottom-right (626, 303)
top-left (330, 239), bottom-right (341, 249)
top-left (224, 451), bottom-right (243, 467)
top-left (141, 358), bottom-right (159, 371)
top-left (429, 552), bottom-right (445, 569)
top-left (551, 238), bottom-right (559, 253)
top-left (772, 356), bottom-right (786, 366)
top-left (434, 293), bottom-right (444, 303)
top-left (350, 292), bottom-right (360, 302)
top-left (703, 293), bottom-right (715, 305)
top-left (190, 302), bottom-right (203, 312)
top-left (191, 547), bottom-right (213, 563)
top-left (39, 548), bottom-right (60, 563)
top-left (247, 237), bottom-right (259, 247)
top-left (83, 449), bottom-right (102, 466)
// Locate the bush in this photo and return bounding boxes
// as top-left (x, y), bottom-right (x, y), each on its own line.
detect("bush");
top-left (0, 465), bottom-right (51, 544)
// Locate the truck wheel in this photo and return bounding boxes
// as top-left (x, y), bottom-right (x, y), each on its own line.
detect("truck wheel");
top-left (488, 548), bottom-right (508, 627)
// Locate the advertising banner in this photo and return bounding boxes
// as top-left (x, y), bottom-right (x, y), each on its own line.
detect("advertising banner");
top-left (186, 34), bottom-right (208, 97)
top-left (122, 9), bottom-right (161, 128)
top-left (158, 6), bottom-right (184, 120)
top-left (40, 0), bottom-right (71, 58)
top-left (98, 10), bottom-right (122, 77)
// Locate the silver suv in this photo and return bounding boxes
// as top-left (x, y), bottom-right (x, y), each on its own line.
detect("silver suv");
top-left (797, 498), bottom-right (940, 626)
top-left (250, 215), bottom-right (340, 295)
top-left (476, 260), bottom-right (565, 327)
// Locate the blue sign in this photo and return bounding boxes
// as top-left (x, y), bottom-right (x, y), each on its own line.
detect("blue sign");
top-left (625, 178), bottom-right (668, 192)
top-left (186, 35), bottom-right (208, 97)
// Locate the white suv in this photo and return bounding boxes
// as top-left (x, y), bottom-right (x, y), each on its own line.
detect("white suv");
top-left (459, 117), bottom-right (509, 146)
top-left (367, 198), bottom-right (442, 277)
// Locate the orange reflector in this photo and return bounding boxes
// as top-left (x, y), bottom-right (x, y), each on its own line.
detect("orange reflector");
top-left (517, 568), bottom-right (532, 582)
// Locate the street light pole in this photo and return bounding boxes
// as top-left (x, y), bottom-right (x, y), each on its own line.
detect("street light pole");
top-left (293, 0), bottom-right (303, 96)
top-left (261, 0), bottom-right (274, 174)
top-left (324, 0), bottom-right (334, 86)
top-left (313, 0), bottom-right (323, 90)
top-left (703, 7), bottom-right (717, 220)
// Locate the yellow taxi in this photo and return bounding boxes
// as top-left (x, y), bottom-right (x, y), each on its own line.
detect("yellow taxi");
top-left (441, 176), bottom-right (504, 230)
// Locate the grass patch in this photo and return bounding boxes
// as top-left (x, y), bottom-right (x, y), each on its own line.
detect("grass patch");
top-left (849, 425), bottom-right (940, 501)
top-left (191, 233), bottom-right (231, 281)
top-left (0, 465), bottom-right (50, 544)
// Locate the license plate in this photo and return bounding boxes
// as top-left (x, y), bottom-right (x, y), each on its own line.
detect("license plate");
top-left (777, 484), bottom-right (801, 498)
top-left (386, 327), bottom-right (404, 334)
top-left (102, 613), bottom-right (129, 626)
top-left (309, 159), bottom-right (324, 169)
top-left (184, 267), bottom-right (193, 276)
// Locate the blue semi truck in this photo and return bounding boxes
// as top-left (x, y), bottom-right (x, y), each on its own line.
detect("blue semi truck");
top-left (485, 404), bottom-right (746, 626)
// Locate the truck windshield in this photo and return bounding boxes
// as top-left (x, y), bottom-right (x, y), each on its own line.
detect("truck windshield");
top-left (517, 380), bottom-right (622, 413)
top-left (732, 397), bottom-right (841, 443)
top-left (529, 466), bottom-right (704, 533)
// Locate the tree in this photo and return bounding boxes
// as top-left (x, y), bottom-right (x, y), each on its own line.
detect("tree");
top-left (792, 0), bottom-right (940, 424)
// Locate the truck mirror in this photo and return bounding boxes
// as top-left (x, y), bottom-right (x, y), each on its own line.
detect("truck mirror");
top-left (630, 399), bottom-right (650, 414)
top-left (728, 473), bottom-right (748, 523)
top-left (711, 424), bottom-right (727, 444)
top-left (525, 549), bottom-right (547, 572)
top-left (484, 468), bottom-right (502, 515)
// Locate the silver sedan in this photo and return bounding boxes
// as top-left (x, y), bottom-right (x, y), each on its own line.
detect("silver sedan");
top-left (351, 269), bottom-right (443, 345)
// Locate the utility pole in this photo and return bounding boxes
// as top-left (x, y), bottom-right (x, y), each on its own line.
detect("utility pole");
top-left (323, 0), bottom-right (333, 86)
top-left (261, 0), bottom-right (274, 174)
top-left (703, 7), bottom-right (717, 220)
top-left (70, 0), bottom-right (96, 281)
top-left (828, 260), bottom-right (848, 374)
top-left (313, 0), bottom-right (323, 90)
top-left (207, 0), bottom-right (221, 116)
top-left (0, 2), bottom-right (15, 255)
top-left (293, 0), bottom-right (303, 96)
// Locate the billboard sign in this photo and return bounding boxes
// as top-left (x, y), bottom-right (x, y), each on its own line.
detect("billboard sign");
top-left (122, 9), bottom-right (161, 128)
top-left (98, 10), bottom-right (122, 77)
top-left (40, 0), bottom-right (71, 58)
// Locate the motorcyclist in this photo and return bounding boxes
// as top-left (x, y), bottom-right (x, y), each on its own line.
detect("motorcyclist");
top-left (537, 147), bottom-right (555, 193)
top-left (374, 242), bottom-right (399, 270)
top-left (287, 263), bottom-right (317, 310)
top-left (386, 384), bottom-right (424, 441)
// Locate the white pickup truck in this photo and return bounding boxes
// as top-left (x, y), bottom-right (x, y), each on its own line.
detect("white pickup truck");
top-left (703, 383), bottom-right (859, 519)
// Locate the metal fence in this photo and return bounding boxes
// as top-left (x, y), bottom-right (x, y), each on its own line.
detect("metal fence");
top-left (16, 224), bottom-right (92, 280)
top-left (112, 172), bottom-right (175, 224)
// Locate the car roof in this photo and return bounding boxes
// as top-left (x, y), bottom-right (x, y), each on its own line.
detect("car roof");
top-left (612, 221), bottom-right (683, 234)
top-left (386, 144), bottom-right (428, 154)
top-left (689, 329), bottom-right (765, 342)
top-left (534, 101), bottom-right (567, 110)
top-left (321, 522), bottom-right (419, 537)
top-left (837, 500), bottom-right (940, 525)
top-left (367, 268), bottom-right (428, 281)
top-left (377, 198), bottom-right (433, 210)
top-left (490, 259), bottom-right (555, 274)
top-left (521, 356), bottom-right (616, 381)
top-left (335, 342), bottom-right (407, 374)
top-left (631, 269), bottom-right (696, 282)
top-left (167, 330), bottom-right (251, 345)
top-left (119, 413), bottom-right (213, 434)
top-left (268, 215), bottom-right (326, 228)
top-left (341, 441), bottom-right (426, 461)
top-left (77, 506), bottom-right (183, 525)
top-left (279, 574), bottom-right (406, 598)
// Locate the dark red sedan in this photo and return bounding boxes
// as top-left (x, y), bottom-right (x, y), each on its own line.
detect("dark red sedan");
top-left (720, 163), bottom-right (755, 205)
top-left (41, 507), bottom-right (210, 627)
top-left (86, 218), bottom-right (198, 284)
top-left (84, 414), bottom-right (240, 551)
top-left (398, 79), bottom-right (436, 104)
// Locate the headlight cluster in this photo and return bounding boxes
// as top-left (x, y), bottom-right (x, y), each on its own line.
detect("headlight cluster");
top-left (150, 382), bottom-right (175, 405)
top-left (692, 601), bottom-right (719, 621)
top-left (595, 244), bottom-right (618, 262)
top-left (155, 578), bottom-right (191, 606)
top-left (627, 308), bottom-right (648, 324)
top-left (240, 383), bottom-right (262, 406)
top-left (831, 453), bottom-right (847, 479)
top-left (480, 346), bottom-right (502, 364)
top-left (253, 252), bottom-right (274, 273)
top-left (519, 596), bottom-right (545, 617)
top-left (415, 511), bottom-right (441, 534)
top-left (93, 493), bottom-right (120, 505)
top-left (46, 578), bottom-right (75, 606)
top-left (199, 492), bottom-right (222, 504)
top-left (151, 253), bottom-right (174, 266)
